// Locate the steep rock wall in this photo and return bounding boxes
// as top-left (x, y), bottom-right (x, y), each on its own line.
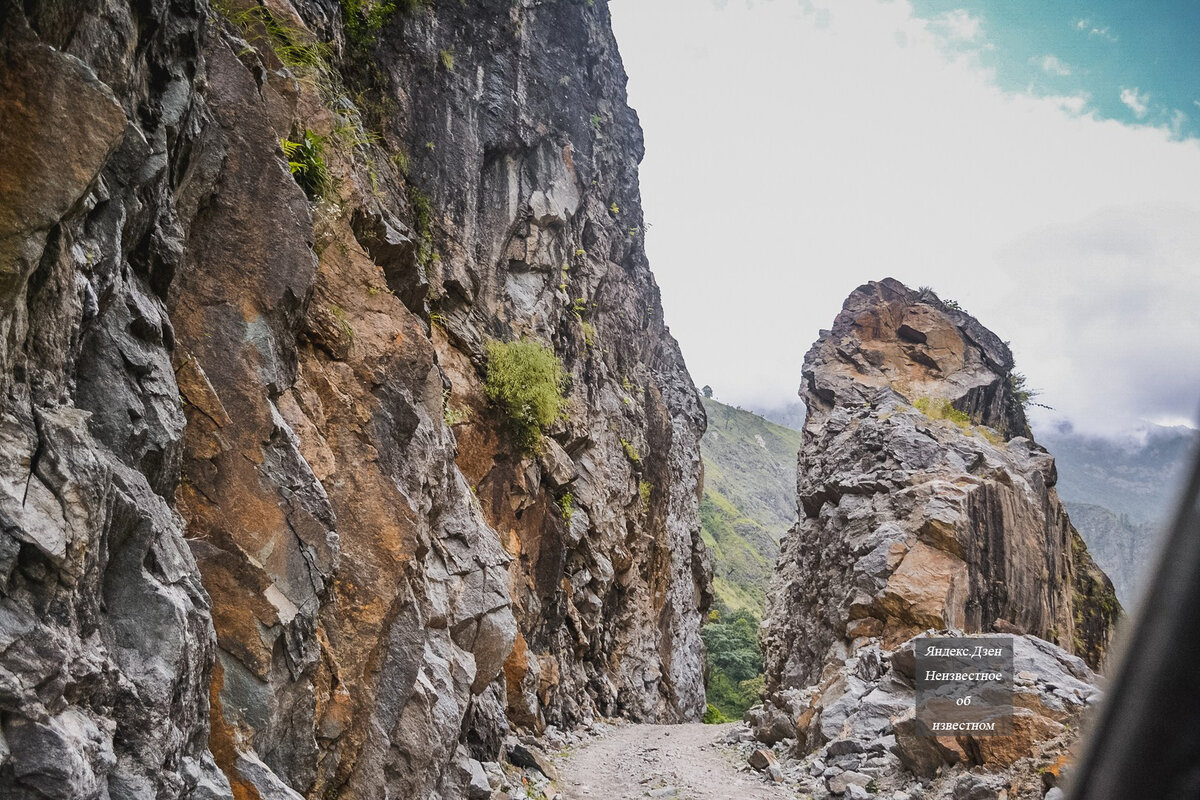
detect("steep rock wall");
top-left (763, 278), bottom-right (1119, 699)
top-left (377, 0), bottom-right (711, 731)
top-left (0, 3), bottom-right (228, 796)
top-left (0, 1), bottom-right (709, 797)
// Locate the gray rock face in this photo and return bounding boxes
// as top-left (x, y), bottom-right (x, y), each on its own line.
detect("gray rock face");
top-left (0, 5), bottom-right (228, 797)
top-left (753, 278), bottom-right (1120, 798)
top-left (741, 633), bottom-right (1099, 799)
top-left (0, 1), bottom-right (708, 798)
top-left (764, 279), bottom-right (1119, 701)
top-left (390, 0), bottom-right (711, 730)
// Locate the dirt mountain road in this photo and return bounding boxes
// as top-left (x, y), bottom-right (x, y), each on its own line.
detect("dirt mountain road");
top-left (555, 722), bottom-right (792, 800)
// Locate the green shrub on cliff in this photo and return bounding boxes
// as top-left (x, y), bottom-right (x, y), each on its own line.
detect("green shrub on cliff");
top-left (281, 131), bottom-right (331, 200)
top-left (484, 339), bottom-right (567, 451)
top-left (1007, 370), bottom-right (1051, 410)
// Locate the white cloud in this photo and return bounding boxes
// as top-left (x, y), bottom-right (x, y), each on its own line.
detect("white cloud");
top-left (1001, 206), bottom-right (1200, 436)
top-left (611, 0), bottom-right (1200, 437)
top-left (1046, 93), bottom-right (1090, 115)
top-left (1037, 55), bottom-right (1072, 77)
top-left (1170, 109), bottom-right (1189, 138)
top-left (1121, 87), bottom-right (1150, 118)
top-left (933, 9), bottom-right (982, 42)
top-left (1074, 18), bottom-right (1118, 42)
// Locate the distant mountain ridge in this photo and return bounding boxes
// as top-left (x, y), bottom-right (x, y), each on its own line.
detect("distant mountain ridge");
top-left (1040, 425), bottom-right (1196, 524)
top-left (1039, 424), bottom-right (1196, 606)
top-left (699, 397), bottom-right (803, 616)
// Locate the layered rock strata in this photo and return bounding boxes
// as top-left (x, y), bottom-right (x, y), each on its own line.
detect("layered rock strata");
top-left (764, 278), bottom-right (1119, 701)
top-left (0, 1), bottom-right (709, 797)
top-left (754, 279), bottom-right (1119, 797)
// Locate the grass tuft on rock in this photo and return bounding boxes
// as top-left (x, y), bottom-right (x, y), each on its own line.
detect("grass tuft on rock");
top-left (914, 396), bottom-right (972, 427)
top-left (484, 339), bottom-right (567, 452)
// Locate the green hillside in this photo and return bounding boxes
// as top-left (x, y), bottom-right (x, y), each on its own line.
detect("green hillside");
top-left (699, 397), bottom-right (803, 719)
top-left (700, 398), bottom-right (804, 616)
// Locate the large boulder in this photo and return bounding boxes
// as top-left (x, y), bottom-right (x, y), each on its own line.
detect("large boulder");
top-left (755, 280), bottom-right (1119, 798)
top-left (764, 279), bottom-right (1119, 700)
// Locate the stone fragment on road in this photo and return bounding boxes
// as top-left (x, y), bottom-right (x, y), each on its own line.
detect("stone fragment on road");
top-left (749, 748), bottom-right (778, 770)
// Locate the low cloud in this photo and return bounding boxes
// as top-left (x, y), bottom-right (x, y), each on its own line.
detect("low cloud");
top-left (1037, 55), bottom-right (1072, 77)
top-left (612, 0), bottom-right (1200, 438)
top-left (1121, 87), bottom-right (1150, 118)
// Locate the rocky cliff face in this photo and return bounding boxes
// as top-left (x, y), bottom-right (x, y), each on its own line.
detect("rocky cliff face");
top-left (750, 279), bottom-right (1119, 797)
top-left (764, 278), bottom-right (1118, 697)
top-left (0, 1), bottom-right (709, 797)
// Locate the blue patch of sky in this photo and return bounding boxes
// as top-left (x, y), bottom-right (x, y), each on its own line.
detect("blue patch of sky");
top-left (909, 0), bottom-right (1200, 138)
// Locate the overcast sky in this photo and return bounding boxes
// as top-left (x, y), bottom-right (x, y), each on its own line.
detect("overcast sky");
top-left (609, 0), bottom-right (1200, 437)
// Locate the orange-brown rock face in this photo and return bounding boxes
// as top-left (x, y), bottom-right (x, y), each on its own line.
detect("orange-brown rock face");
top-left (0, 0), bottom-right (709, 798)
top-left (751, 280), bottom-right (1119, 797)
top-left (764, 279), bottom-right (1119, 695)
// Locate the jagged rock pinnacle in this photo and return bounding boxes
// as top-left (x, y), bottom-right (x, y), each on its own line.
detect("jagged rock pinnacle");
top-left (765, 277), bottom-right (1118, 692)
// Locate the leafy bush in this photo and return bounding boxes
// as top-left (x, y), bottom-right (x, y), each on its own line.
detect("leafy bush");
top-left (703, 704), bottom-right (730, 724)
top-left (484, 339), bottom-right (567, 451)
top-left (701, 608), bottom-right (764, 719)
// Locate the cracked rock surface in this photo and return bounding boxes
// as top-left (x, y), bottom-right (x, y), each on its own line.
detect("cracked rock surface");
top-left (0, 1), bottom-right (709, 797)
top-left (755, 278), bottom-right (1120, 799)
top-left (764, 278), bottom-right (1119, 696)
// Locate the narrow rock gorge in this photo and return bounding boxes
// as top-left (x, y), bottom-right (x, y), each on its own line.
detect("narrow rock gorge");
top-left (753, 279), bottom-right (1120, 798)
top-left (0, 0), bottom-right (710, 797)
